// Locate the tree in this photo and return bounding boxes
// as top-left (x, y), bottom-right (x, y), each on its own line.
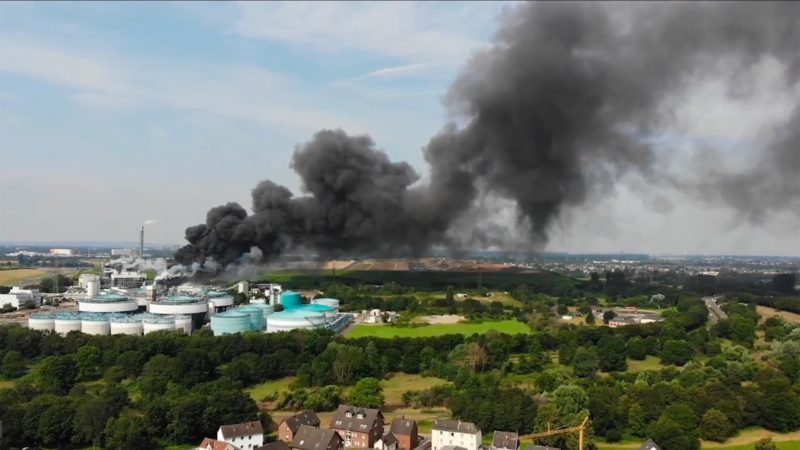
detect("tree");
top-left (76, 345), bottom-right (102, 381)
top-left (332, 344), bottom-right (365, 385)
top-left (1, 350), bottom-right (26, 378)
top-left (755, 438), bottom-right (778, 450)
top-left (772, 273), bottom-right (796, 294)
top-left (446, 286), bottom-right (455, 302)
top-left (627, 336), bottom-right (648, 360)
top-left (585, 310), bottom-right (595, 325)
top-left (700, 409), bottom-right (734, 442)
top-left (37, 355), bottom-right (78, 394)
top-left (105, 410), bottom-right (154, 450)
top-left (349, 377), bottom-right (384, 408)
top-left (37, 398), bottom-right (76, 446)
top-left (660, 340), bottom-right (694, 366)
top-left (602, 310), bottom-right (616, 324)
top-left (628, 403), bottom-right (647, 437)
top-left (572, 347), bottom-right (599, 378)
top-left (465, 342), bottom-right (490, 372)
top-left (598, 335), bottom-right (628, 372)
top-left (648, 416), bottom-right (699, 450)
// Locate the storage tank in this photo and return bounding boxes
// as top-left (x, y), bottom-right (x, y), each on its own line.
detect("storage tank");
top-left (149, 295), bottom-right (208, 315)
top-left (143, 316), bottom-right (176, 334)
top-left (250, 303), bottom-right (275, 316)
top-left (86, 280), bottom-right (100, 298)
top-left (296, 303), bottom-right (336, 325)
top-left (174, 315), bottom-right (192, 335)
top-left (81, 314), bottom-right (110, 335)
top-left (54, 313), bottom-right (83, 335)
top-left (210, 311), bottom-right (252, 335)
top-left (28, 312), bottom-right (56, 331)
top-left (80, 293), bottom-right (138, 313)
top-left (266, 310), bottom-right (326, 333)
top-left (280, 291), bottom-right (302, 310)
top-left (236, 305), bottom-right (266, 331)
top-left (312, 298), bottom-right (340, 312)
top-left (110, 315), bottom-right (144, 335)
top-left (207, 290), bottom-right (234, 311)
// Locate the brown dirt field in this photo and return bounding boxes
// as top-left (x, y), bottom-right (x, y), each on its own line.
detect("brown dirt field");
top-left (757, 305), bottom-right (800, 324)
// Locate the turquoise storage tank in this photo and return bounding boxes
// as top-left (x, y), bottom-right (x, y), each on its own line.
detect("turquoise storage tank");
top-left (236, 305), bottom-right (266, 331)
top-left (210, 311), bottom-right (251, 335)
top-left (281, 291), bottom-right (302, 310)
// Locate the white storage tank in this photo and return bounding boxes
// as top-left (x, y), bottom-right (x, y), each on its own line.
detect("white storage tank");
top-left (81, 314), bottom-right (110, 335)
top-left (312, 298), bottom-right (340, 312)
top-left (174, 315), bottom-right (192, 335)
top-left (86, 280), bottom-right (100, 298)
top-left (266, 310), bottom-right (326, 333)
top-left (28, 312), bottom-right (56, 331)
top-left (143, 316), bottom-right (176, 334)
top-left (80, 293), bottom-right (138, 313)
top-left (54, 313), bottom-right (83, 335)
top-left (110, 315), bottom-right (144, 335)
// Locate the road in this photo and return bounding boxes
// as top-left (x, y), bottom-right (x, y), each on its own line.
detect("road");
top-left (703, 295), bottom-right (727, 324)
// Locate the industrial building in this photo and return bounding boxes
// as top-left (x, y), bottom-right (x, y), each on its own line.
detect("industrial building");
top-left (0, 287), bottom-right (43, 310)
top-left (29, 311), bottom-right (193, 336)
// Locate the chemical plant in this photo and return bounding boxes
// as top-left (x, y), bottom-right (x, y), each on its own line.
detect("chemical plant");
top-left (26, 258), bottom-right (350, 336)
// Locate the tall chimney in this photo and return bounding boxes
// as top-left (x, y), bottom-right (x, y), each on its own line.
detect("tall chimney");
top-left (140, 225), bottom-right (144, 260)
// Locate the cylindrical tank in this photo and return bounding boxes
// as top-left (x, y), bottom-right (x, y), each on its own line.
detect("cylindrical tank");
top-left (174, 315), bottom-right (192, 335)
top-left (110, 316), bottom-right (144, 335)
top-left (86, 280), bottom-right (100, 298)
top-left (143, 317), bottom-right (176, 334)
top-left (210, 311), bottom-right (252, 335)
top-left (148, 295), bottom-right (208, 315)
top-left (266, 310), bottom-right (326, 333)
top-left (54, 313), bottom-right (83, 335)
top-left (81, 314), bottom-right (110, 335)
top-left (312, 298), bottom-right (340, 312)
top-left (236, 306), bottom-right (266, 331)
top-left (80, 293), bottom-right (138, 313)
top-left (251, 303), bottom-right (275, 316)
top-left (280, 291), bottom-right (302, 310)
top-left (207, 291), bottom-right (234, 310)
top-left (28, 312), bottom-right (56, 331)
top-left (296, 303), bottom-right (336, 324)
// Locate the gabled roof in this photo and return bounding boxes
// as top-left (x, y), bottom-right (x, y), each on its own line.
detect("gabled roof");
top-left (219, 421), bottom-right (264, 439)
top-left (382, 433), bottom-right (399, 446)
top-left (283, 411), bottom-right (322, 433)
top-left (638, 440), bottom-right (661, 450)
top-left (257, 442), bottom-right (291, 450)
top-left (330, 405), bottom-right (383, 433)
top-left (199, 438), bottom-right (241, 450)
top-left (293, 424), bottom-right (342, 450)
top-left (390, 418), bottom-right (418, 436)
top-left (492, 431), bottom-right (519, 450)
top-left (433, 419), bottom-right (480, 434)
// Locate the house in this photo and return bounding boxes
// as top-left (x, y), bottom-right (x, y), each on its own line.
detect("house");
top-left (377, 418), bottom-right (419, 450)
top-left (198, 438), bottom-right (241, 450)
top-left (491, 431), bottom-right (519, 450)
top-left (431, 420), bottom-right (481, 450)
top-left (608, 316), bottom-right (637, 328)
top-left (256, 442), bottom-right (291, 450)
top-left (330, 405), bottom-right (385, 449)
top-left (279, 411), bottom-right (321, 442)
top-left (292, 424), bottom-right (343, 450)
top-left (638, 440), bottom-right (661, 450)
top-left (218, 421), bottom-right (264, 450)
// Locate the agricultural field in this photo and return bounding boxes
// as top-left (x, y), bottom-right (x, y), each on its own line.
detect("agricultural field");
top-left (346, 319), bottom-right (532, 338)
top-left (0, 268), bottom-right (46, 285)
top-left (757, 305), bottom-right (800, 323)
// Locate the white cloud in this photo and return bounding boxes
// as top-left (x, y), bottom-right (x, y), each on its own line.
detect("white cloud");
top-left (359, 63), bottom-right (434, 80)
top-left (232, 2), bottom-right (503, 65)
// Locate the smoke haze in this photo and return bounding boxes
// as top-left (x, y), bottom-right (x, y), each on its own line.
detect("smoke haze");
top-left (175, 2), bottom-right (799, 268)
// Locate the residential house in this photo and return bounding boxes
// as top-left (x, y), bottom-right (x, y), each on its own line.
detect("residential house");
top-left (279, 411), bottom-right (322, 442)
top-left (218, 421), bottom-right (264, 450)
top-left (491, 432), bottom-right (519, 450)
top-left (377, 418), bottom-right (419, 450)
top-left (431, 420), bottom-right (481, 450)
top-left (292, 424), bottom-right (343, 450)
top-left (198, 438), bottom-right (240, 450)
top-left (256, 442), bottom-right (291, 450)
top-left (330, 405), bottom-right (385, 449)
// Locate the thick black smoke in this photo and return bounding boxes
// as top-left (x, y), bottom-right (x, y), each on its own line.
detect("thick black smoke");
top-left (176, 2), bottom-right (799, 267)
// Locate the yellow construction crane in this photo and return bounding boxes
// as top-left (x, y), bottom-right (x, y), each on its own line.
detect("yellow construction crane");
top-left (519, 417), bottom-right (590, 450)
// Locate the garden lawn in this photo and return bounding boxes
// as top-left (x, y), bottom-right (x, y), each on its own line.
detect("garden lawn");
top-left (346, 320), bottom-right (531, 338)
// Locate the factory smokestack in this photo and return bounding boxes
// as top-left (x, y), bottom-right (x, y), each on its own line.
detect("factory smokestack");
top-left (140, 225), bottom-right (144, 260)
top-left (175, 2), bottom-right (799, 271)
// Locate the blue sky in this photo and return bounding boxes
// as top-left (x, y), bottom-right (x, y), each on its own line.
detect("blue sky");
top-left (1, 2), bottom-right (797, 255)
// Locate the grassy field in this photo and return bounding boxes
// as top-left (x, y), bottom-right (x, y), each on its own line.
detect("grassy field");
top-left (380, 373), bottom-right (451, 406)
top-left (757, 306), bottom-right (800, 324)
top-left (246, 376), bottom-right (297, 402)
top-left (598, 427), bottom-right (800, 450)
top-left (0, 380), bottom-right (15, 389)
top-left (347, 320), bottom-right (532, 338)
top-left (0, 268), bottom-right (46, 285)
top-left (626, 356), bottom-right (665, 372)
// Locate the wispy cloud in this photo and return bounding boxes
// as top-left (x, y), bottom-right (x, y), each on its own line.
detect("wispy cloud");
top-left (357, 63), bottom-right (434, 80)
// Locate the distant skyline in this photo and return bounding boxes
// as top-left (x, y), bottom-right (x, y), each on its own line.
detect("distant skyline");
top-left (1, 2), bottom-right (798, 256)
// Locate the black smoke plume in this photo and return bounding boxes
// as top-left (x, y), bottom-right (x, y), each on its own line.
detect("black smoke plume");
top-left (176, 2), bottom-right (799, 268)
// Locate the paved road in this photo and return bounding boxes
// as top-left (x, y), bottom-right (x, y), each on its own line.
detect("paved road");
top-left (703, 295), bottom-right (727, 324)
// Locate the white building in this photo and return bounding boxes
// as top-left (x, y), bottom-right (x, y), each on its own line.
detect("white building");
top-left (49, 248), bottom-right (77, 256)
top-left (111, 248), bottom-right (137, 257)
top-left (217, 421), bottom-right (263, 450)
top-left (432, 420), bottom-right (481, 450)
top-left (111, 271), bottom-right (145, 288)
top-left (0, 287), bottom-right (43, 310)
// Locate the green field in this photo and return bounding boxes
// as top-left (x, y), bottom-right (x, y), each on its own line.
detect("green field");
top-left (347, 320), bottom-right (532, 338)
top-left (380, 373), bottom-right (451, 405)
top-left (626, 356), bottom-right (665, 372)
top-left (246, 376), bottom-right (297, 402)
